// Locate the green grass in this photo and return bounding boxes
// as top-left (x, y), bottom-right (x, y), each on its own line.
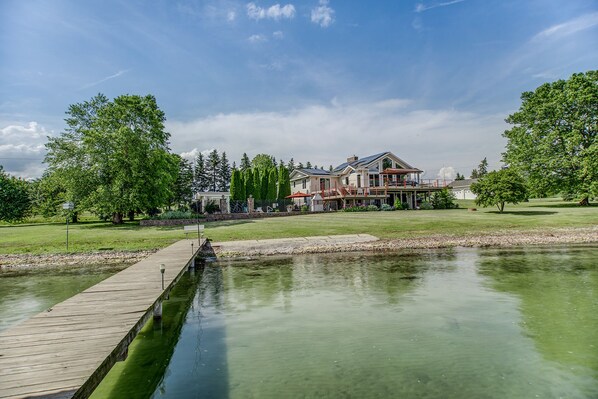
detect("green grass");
top-left (1, 199), bottom-right (596, 255)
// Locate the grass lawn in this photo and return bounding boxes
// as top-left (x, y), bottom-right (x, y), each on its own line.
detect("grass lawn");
top-left (1, 199), bottom-right (596, 255)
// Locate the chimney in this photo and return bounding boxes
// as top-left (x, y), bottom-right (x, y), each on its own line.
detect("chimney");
top-left (347, 155), bottom-right (358, 163)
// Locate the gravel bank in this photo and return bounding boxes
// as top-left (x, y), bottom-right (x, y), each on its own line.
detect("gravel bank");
top-left (0, 250), bottom-right (157, 270)
top-left (214, 227), bottom-right (598, 257)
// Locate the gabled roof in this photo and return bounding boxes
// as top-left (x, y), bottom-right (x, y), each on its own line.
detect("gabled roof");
top-left (290, 168), bottom-right (331, 179)
top-left (333, 152), bottom-right (387, 173)
top-left (449, 179), bottom-right (477, 189)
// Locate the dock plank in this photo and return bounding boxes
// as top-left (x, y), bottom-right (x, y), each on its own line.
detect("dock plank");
top-left (0, 239), bottom-right (203, 399)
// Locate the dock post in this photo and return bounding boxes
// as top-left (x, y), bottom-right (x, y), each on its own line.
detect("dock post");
top-left (153, 301), bottom-right (163, 319)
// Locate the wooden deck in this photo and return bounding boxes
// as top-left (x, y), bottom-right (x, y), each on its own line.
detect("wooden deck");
top-left (0, 239), bottom-right (204, 399)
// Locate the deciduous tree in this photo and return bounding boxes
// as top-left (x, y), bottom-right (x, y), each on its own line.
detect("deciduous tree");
top-left (0, 166), bottom-right (31, 222)
top-left (471, 169), bottom-right (528, 213)
top-left (503, 70), bottom-right (597, 204)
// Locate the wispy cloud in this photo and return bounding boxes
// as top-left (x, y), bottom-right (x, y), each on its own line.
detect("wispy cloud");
top-left (246, 2), bottom-right (296, 21)
top-left (79, 69), bottom-right (130, 90)
top-left (414, 0), bottom-right (465, 13)
top-left (311, 0), bottom-right (335, 28)
top-left (248, 34), bottom-right (268, 43)
top-left (532, 12), bottom-right (598, 41)
top-left (273, 30), bottom-right (284, 39)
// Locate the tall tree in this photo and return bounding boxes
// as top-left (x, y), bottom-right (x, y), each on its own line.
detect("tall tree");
top-left (305, 161), bottom-right (312, 169)
top-left (243, 168), bottom-right (254, 200)
top-left (45, 94), bottom-right (177, 224)
top-left (252, 168), bottom-right (262, 200)
top-left (205, 149), bottom-right (221, 192)
top-left (287, 158), bottom-right (295, 173)
top-left (240, 153), bottom-right (251, 171)
top-left (251, 154), bottom-right (275, 172)
top-left (503, 70), bottom-right (597, 204)
top-left (29, 171), bottom-right (66, 218)
top-left (471, 169), bottom-right (528, 213)
top-left (455, 172), bottom-right (465, 181)
top-left (193, 152), bottom-right (209, 192)
top-left (218, 151), bottom-right (231, 191)
top-left (0, 166), bottom-right (31, 222)
top-left (260, 170), bottom-right (269, 200)
top-left (277, 165), bottom-right (291, 200)
top-left (267, 168), bottom-right (278, 200)
top-left (477, 157), bottom-right (488, 177)
top-left (170, 154), bottom-right (194, 209)
top-left (229, 169), bottom-right (245, 201)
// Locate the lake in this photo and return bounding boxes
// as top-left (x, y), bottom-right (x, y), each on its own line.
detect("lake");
top-left (87, 245), bottom-right (598, 398)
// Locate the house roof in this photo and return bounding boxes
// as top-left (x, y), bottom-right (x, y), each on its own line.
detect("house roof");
top-left (291, 168), bottom-right (331, 179)
top-left (332, 152), bottom-right (387, 173)
top-left (448, 179), bottom-right (477, 188)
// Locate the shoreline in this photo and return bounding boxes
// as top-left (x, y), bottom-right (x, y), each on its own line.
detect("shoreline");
top-left (1, 227), bottom-right (596, 269)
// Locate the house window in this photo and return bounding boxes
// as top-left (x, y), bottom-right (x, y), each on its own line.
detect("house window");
top-left (302, 179), bottom-right (306, 189)
top-left (345, 177), bottom-right (349, 185)
top-left (293, 181), bottom-right (296, 188)
top-left (357, 175), bottom-right (361, 188)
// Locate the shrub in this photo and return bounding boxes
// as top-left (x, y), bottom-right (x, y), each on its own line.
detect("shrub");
top-left (380, 203), bottom-right (394, 211)
top-left (431, 188), bottom-right (458, 209)
top-left (343, 206), bottom-right (368, 212)
top-left (301, 205), bottom-right (309, 212)
top-left (419, 201), bottom-right (434, 210)
top-left (366, 205), bottom-right (379, 211)
top-left (152, 210), bottom-right (194, 220)
top-left (204, 200), bottom-right (220, 214)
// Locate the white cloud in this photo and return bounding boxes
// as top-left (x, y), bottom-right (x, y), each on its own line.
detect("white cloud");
top-left (272, 30), bottom-right (284, 39)
top-left (166, 100), bottom-right (507, 179)
top-left (248, 34), bottom-right (268, 43)
top-left (532, 12), bottom-right (598, 42)
top-left (179, 148), bottom-right (213, 163)
top-left (227, 10), bottom-right (236, 21)
top-left (311, 0), bottom-right (334, 28)
top-left (414, 0), bottom-right (465, 13)
top-left (437, 166), bottom-right (456, 181)
top-left (246, 2), bottom-right (295, 21)
top-left (0, 122), bottom-right (49, 178)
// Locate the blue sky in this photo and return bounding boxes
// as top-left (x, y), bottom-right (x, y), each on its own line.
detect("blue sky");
top-left (1, 0), bottom-right (597, 179)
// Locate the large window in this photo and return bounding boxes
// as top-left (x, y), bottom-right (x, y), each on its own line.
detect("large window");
top-left (369, 174), bottom-right (380, 187)
top-left (382, 157), bottom-right (393, 170)
top-left (302, 179), bottom-right (307, 189)
top-left (357, 175), bottom-right (361, 188)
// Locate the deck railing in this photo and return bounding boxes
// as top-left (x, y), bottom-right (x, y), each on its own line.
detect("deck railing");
top-left (318, 180), bottom-right (449, 198)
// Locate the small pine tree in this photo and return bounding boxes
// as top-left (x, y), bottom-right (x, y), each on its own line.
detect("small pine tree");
top-left (206, 149), bottom-right (221, 192)
top-left (470, 169), bottom-right (479, 179)
top-left (193, 152), bottom-right (209, 192)
top-left (218, 151), bottom-right (231, 192)
top-left (240, 153), bottom-right (251, 171)
top-left (287, 158), bottom-right (295, 173)
top-left (297, 162), bottom-right (304, 169)
top-left (306, 161), bottom-right (312, 169)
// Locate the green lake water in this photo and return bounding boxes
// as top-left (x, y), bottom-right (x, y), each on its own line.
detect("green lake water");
top-left (89, 245), bottom-right (598, 398)
top-left (0, 263), bottom-right (128, 332)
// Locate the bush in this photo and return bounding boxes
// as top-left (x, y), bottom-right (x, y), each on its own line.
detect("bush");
top-left (380, 203), bottom-right (394, 211)
top-left (431, 188), bottom-right (458, 209)
top-left (301, 205), bottom-right (309, 212)
top-left (393, 200), bottom-right (410, 210)
top-left (366, 205), bottom-right (379, 211)
top-left (152, 210), bottom-right (194, 220)
top-left (343, 206), bottom-right (368, 212)
top-left (419, 201), bottom-right (434, 210)
top-left (204, 200), bottom-right (220, 214)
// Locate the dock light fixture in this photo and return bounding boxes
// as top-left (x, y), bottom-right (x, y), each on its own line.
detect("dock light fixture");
top-left (160, 263), bottom-right (166, 290)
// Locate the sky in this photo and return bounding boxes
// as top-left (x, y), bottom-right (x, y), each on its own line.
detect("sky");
top-left (1, 0), bottom-right (597, 180)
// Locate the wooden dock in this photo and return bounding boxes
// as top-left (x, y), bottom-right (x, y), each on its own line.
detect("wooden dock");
top-left (0, 239), bottom-right (204, 399)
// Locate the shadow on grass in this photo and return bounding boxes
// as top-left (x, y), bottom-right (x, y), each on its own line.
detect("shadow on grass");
top-left (487, 211), bottom-right (558, 216)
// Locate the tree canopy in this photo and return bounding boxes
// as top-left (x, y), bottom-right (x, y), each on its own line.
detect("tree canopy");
top-left (0, 166), bottom-right (31, 222)
top-left (471, 169), bottom-right (528, 213)
top-left (503, 71), bottom-right (597, 204)
top-left (45, 94), bottom-right (177, 223)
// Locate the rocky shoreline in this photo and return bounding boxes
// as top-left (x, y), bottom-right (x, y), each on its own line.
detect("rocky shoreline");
top-left (1, 227), bottom-right (596, 269)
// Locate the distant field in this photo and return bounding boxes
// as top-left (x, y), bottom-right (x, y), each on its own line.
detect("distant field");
top-left (0, 199), bottom-right (596, 255)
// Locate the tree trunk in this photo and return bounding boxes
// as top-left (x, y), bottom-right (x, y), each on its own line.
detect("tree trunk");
top-left (71, 212), bottom-right (78, 223)
top-left (498, 202), bottom-right (505, 213)
top-left (579, 197), bottom-right (589, 206)
top-left (128, 210), bottom-right (135, 221)
top-left (112, 212), bottom-right (123, 224)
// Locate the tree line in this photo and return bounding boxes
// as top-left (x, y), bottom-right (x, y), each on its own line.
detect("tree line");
top-left (229, 153), bottom-right (291, 202)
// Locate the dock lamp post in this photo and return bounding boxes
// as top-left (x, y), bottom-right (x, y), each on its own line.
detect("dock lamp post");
top-left (160, 263), bottom-right (166, 290)
top-left (62, 202), bottom-right (74, 251)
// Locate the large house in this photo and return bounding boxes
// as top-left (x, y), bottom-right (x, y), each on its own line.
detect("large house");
top-left (289, 152), bottom-right (448, 210)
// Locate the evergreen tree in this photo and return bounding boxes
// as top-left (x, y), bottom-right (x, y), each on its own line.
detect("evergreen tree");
top-left (206, 149), bottom-right (220, 192)
top-left (329, 165), bottom-right (333, 172)
top-left (277, 165), bottom-right (291, 200)
top-left (297, 162), bottom-right (304, 169)
top-left (261, 170), bottom-right (269, 200)
top-left (253, 168), bottom-right (262, 200)
top-left (306, 161), bottom-right (312, 169)
top-left (240, 153), bottom-right (251, 171)
top-left (470, 169), bottom-right (479, 179)
top-left (477, 157), bottom-right (488, 177)
top-left (267, 168), bottom-right (278, 200)
top-left (287, 158), bottom-right (295, 173)
top-left (194, 153), bottom-right (209, 192)
top-left (170, 154), bottom-right (194, 209)
top-left (230, 169), bottom-right (245, 201)
top-left (313, 165), bottom-right (318, 169)
top-left (455, 172), bottom-right (465, 180)
top-left (218, 151), bottom-right (231, 191)
top-left (244, 168), bottom-right (254, 200)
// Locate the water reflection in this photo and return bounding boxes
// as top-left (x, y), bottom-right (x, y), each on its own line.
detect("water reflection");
top-left (478, 245), bottom-right (598, 379)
